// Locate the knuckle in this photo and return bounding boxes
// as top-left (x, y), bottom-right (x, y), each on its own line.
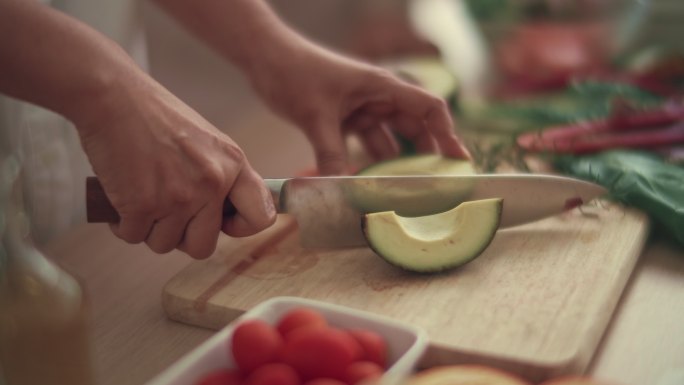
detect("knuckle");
top-left (293, 107), bottom-right (324, 129)
top-left (147, 240), bottom-right (175, 255)
top-left (316, 149), bottom-right (346, 165)
top-left (316, 152), bottom-right (346, 175)
top-left (430, 95), bottom-right (448, 109)
top-left (114, 230), bottom-right (145, 245)
top-left (367, 68), bottom-right (395, 84)
top-left (223, 143), bottom-right (246, 165)
top-left (168, 184), bottom-right (193, 206)
top-left (219, 146), bottom-right (249, 181)
top-left (198, 161), bottom-right (226, 192)
top-left (186, 243), bottom-right (216, 260)
top-left (256, 212), bottom-right (278, 231)
top-left (147, 243), bottom-right (173, 254)
top-left (419, 93), bottom-right (447, 114)
top-left (117, 193), bottom-right (156, 218)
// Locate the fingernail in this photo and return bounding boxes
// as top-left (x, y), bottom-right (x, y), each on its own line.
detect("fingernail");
top-left (460, 144), bottom-right (473, 160)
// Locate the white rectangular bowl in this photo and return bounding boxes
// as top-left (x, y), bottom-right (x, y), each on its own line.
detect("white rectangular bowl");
top-left (147, 296), bottom-right (429, 385)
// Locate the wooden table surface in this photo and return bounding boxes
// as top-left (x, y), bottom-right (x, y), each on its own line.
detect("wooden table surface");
top-left (45, 223), bottom-right (684, 385)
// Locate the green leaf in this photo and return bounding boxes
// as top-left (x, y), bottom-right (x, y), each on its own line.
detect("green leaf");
top-left (554, 150), bottom-right (684, 247)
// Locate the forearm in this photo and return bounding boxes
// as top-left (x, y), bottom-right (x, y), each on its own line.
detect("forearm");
top-left (152, 0), bottom-right (314, 76)
top-left (0, 0), bottom-right (149, 128)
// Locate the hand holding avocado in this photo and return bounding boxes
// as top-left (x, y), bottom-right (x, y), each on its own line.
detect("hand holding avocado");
top-left (243, 41), bottom-right (471, 175)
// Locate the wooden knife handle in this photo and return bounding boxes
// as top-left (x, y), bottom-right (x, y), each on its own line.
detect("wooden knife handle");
top-left (85, 177), bottom-right (237, 223)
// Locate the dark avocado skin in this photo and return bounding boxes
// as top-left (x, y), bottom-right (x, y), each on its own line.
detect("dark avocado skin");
top-left (361, 199), bottom-right (503, 274)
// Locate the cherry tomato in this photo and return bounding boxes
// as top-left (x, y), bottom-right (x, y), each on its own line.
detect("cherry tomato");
top-left (347, 330), bottom-right (387, 368)
top-left (303, 379), bottom-right (347, 385)
top-left (244, 363), bottom-right (301, 385)
top-left (276, 308), bottom-right (328, 338)
top-left (280, 327), bottom-right (362, 380)
top-left (195, 368), bottom-right (242, 385)
top-left (231, 319), bottom-right (284, 373)
top-left (344, 361), bottom-right (384, 385)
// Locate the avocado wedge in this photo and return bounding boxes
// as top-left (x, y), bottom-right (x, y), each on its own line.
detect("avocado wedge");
top-left (362, 198), bottom-right (502, 273)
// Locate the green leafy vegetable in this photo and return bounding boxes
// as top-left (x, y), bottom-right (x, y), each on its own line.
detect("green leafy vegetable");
top-left (554, 150), bottom-right (684, 246)
top-left (458, 80), bottom-right (669, 172)
top-left (464, 0), bottom-right (514, 21)
top-left (459, 80), bottom-right (665, 135)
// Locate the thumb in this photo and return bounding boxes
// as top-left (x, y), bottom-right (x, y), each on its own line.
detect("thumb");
top-left (305, 119), bottom-right (348, 176)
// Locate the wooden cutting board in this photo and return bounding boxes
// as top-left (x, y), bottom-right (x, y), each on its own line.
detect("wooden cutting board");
top-left (162, 201), bottom-right (649, 382)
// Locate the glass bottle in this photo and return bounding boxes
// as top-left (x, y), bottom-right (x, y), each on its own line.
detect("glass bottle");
top-left (0, 156), bottom-right (94, 385)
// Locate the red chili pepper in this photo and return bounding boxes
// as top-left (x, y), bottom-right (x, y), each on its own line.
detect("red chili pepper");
top-left (536, 123), bottom-right (684, 154)
top-left (517, 102), bottom-right (684, 154)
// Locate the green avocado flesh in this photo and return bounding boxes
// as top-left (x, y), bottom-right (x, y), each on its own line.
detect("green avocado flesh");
top-left (362, 198), bottom-right (503, 273)
top-left (358, 154), bottom-right (474, 176)
top-left (348, 155), bottom-right (477, 217)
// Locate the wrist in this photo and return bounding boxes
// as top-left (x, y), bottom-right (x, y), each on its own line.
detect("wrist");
top-left (222, 2), bottom-right (314, 81)
top-left (59, 49), bottom-right (151, 136)
top-left (231, 20), bottom-right (294, 75)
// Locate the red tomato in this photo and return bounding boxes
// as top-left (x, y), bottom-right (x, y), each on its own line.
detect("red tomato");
top-left (244, 363), bottom-right (301, 385)
top-left (195, 368), bottom-right (242, 385)
top-left (347, 330), bottom-right (387, 369)
top-left (231, 319), bottom-right (284, 373)
top-left (303, 379), bottom-right (347, 385)
top-left (344, 361), bottom-right (384, 385)
top-left (280, 327), bottom-right (362, 380)
top-left (495, 22), bottom-right (609, 88)
top-left (276, 308), bottom-right (328, 338)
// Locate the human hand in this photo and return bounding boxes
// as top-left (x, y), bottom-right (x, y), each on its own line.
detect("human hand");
top-left (246, 42), bottom-right (471, 175)
top-left (151, 0), bottom-right (468, 175)
top-left (0, 0), bottom-right (278, 258)
top-left (74, 78), bottom-right (276, 259)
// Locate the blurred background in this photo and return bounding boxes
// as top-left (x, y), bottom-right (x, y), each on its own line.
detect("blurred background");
top-left (142, 0), bottom-right (684, 176)
top-left (143, 0), bottom-right (380, 177)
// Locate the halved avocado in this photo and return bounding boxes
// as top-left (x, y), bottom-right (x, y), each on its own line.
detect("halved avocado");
top-left (383, 56), bottom-right (458, 100)
top-left (347, 154), bottom-right (477, 217)
top-left (357, 154), bottom-right (474, 177)
top-left (362, 198), bottom-right (502, 273)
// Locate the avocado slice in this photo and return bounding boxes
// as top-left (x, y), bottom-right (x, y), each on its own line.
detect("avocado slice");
top-left (347, 155), bottom-right (477, 217)
top-left (362, 198), bottom-right (502, 273)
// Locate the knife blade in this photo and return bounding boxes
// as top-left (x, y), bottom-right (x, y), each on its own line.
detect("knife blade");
top-left (86, 174), bottom-right (606, 248)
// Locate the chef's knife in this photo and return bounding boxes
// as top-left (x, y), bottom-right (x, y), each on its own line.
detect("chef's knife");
top-left (86, 174), bottom-right (606, 248)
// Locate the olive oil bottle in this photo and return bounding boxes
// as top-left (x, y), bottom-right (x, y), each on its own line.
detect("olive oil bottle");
top-left (0, 158), bottom-right (94, 385)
